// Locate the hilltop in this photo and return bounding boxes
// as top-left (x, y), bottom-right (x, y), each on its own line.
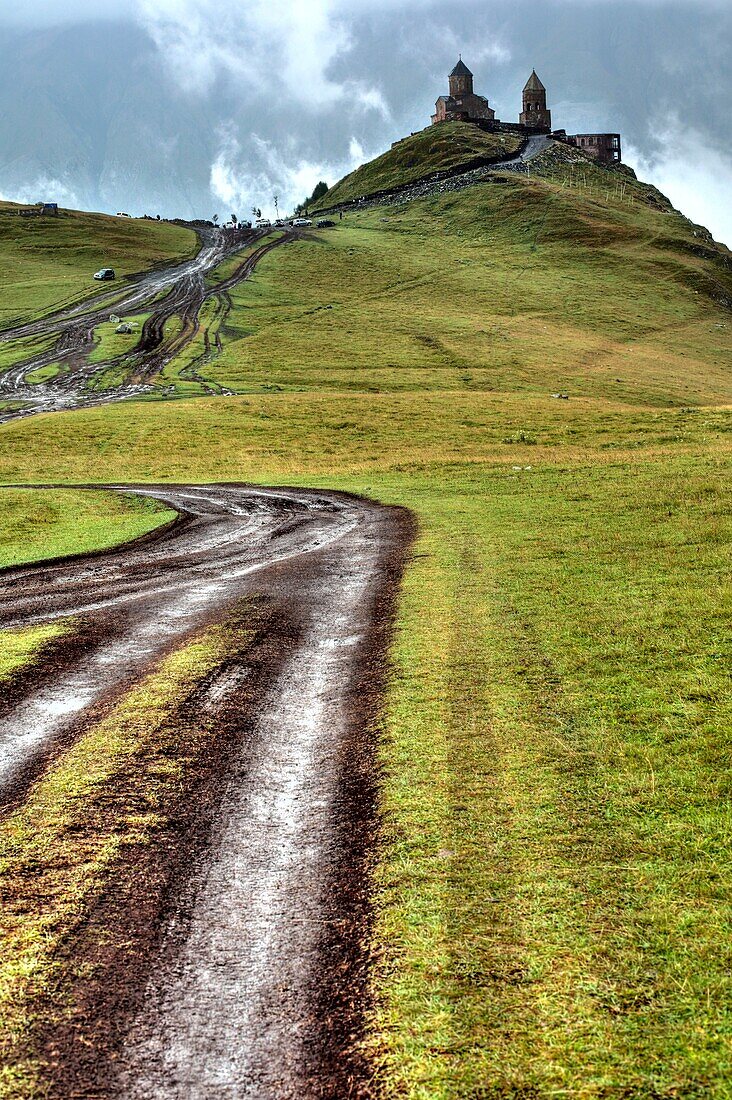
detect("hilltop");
top-left (313, 121), bottom-right (523, 208)
top-left (203, 138), bottom-right (732, 410)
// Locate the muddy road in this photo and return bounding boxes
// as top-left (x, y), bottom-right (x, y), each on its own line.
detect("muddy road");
top-left (0, 227), bottom-right (293, 422)
top-left (0, 484), bottom-right (412, 1097)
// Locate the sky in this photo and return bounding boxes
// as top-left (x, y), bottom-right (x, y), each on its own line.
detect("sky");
top-left (0, 0), bottom-right (730, 245)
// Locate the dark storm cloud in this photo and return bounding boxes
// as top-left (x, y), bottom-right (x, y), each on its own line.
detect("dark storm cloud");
top-left (0, 0), bottom-right (729, 242)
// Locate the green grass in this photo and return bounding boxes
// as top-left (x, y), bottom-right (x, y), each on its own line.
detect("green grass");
top-left (0, 333), bottom-right (57, 378)
top-left (0, 393), bottom-right (729, 482)
top-left (313, 122), bottom-right (522, 207)
top-left (367, 456), bottom-right (732, 1097)
top-left (89, 313), bottom-right (149, 364)
top-left (152, 300), bottom-right (227, 396)
top-left (199, 162), bottom-right (732, 408)
top-left (23, 363), bottom-right (60, 385)
top-left (0, 623), bottom-right (71, 682)
top-left (0, 487), bottom-right (175, 569)
top-left (0, 138), bottom-right (731, 1095)
top-left (0, 203), bottom-right (196, 329)
top-left (0, 488), bottom-right (176, 682)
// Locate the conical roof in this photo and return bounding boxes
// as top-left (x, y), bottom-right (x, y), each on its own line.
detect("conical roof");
top-left (450, 58), bottom-right (473, 78)
top-left (524, 69), bottom-right (546, 92)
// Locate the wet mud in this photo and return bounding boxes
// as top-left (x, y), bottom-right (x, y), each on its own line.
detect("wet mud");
top-left (0, 228), bottom-right (294, 422)
top-left (0, 484), bottom-right (414, 1098)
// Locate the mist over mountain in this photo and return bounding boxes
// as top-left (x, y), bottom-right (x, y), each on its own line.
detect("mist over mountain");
top-left (0, 1), bottom-right (730, 242)
top-left (0, 24), bottom-right (217, 217)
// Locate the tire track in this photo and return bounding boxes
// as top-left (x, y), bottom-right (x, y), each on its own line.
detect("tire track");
top-left (0, 485), bottom-right (354, 801)
top-left (0, 484), bottom-right (414, 1098)
top-left (0, 229), bottom-right (294, 422)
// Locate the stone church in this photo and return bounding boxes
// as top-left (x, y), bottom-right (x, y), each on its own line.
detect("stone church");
top-left (431, 59), bottom-right (622, 164)
top-left (431, 59), bottom-right (495, 125)
top-left (432, 59), bottom-right (551, 130)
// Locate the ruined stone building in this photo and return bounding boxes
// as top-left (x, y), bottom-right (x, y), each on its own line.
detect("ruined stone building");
top-left (431, 59), bottom-right (622, 164)
top-left (566, 133), bottom-right (622, 164)
top-left (431, 59), bottom-right (495, 125)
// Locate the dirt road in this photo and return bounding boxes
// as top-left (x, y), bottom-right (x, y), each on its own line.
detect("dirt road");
top-left (0, 484), bottom-right (412, 1097)
top-left (0, 227), bottom-right (293, 422)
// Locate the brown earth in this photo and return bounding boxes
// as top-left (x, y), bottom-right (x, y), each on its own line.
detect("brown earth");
top-left (0, 484), bottom-right (415, 1098)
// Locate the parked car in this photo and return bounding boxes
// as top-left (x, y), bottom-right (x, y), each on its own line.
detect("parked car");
top-left (292, 217), bottom-right (312, 227)
top-left (316, 220), bottom-right (335, 228)
top-left (94, 268), bottom-right (116, 281)
top-left (255, 218), bottom-right (272, 228)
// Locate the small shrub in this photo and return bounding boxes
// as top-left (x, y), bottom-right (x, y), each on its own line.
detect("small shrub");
top-left (502, 431), bottom-right (538, 445)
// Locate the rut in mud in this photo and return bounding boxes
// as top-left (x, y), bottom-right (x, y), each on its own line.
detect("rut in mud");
top-left (0, 484), bottom-right (413, 1098)
top-left (0, 228), bottom-right (293, 422)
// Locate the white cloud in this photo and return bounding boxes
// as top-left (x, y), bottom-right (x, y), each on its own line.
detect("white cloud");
top-left (348, 137), bottom-right (365, 162)
top-left (134, 0), bottom-right (405, 107)
top-left (625, 123), bottom-right (732, 248)
top-left (209, 124), bottom-right (363, 217)
top-left (139, 0), bottom-right (517, 107)
top-left (0, 176), bottom-right (81, 209)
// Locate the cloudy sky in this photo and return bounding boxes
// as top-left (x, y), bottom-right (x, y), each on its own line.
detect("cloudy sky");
top-left (0, 0), bottom-right (730, 244)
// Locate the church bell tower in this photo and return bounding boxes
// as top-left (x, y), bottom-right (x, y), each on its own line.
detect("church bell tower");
top-left (449, 58), bottom-right (474, 98)
top-left (520, 70), bottom-right (552, 130)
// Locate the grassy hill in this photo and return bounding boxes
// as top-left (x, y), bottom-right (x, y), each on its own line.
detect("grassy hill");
top-left (0, 140), bottom-right (731, 1098)
top-left (203, 148), bottom-right (732, 408)
top-left (312, 121), bottom-right (523, 208)
top-left (0, 202), bottom-right (196, 329)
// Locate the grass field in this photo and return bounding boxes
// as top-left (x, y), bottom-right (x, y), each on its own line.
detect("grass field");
top-left (0, 622), bottom-right (70, 684)
top-left (0, 203), bottom-right (195, 329)
top-left (0, 142), bottom-right (731, 1096)
top-left (0, 488), bottom-right (175, 686)
top-left (369, 456), bottom-right (732, 1096)
top-left (0, 487), bottom-right (175, 570)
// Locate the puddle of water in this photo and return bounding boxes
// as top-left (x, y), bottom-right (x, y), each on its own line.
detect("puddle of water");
top-left (0, 682), bottom-right (96, 786)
